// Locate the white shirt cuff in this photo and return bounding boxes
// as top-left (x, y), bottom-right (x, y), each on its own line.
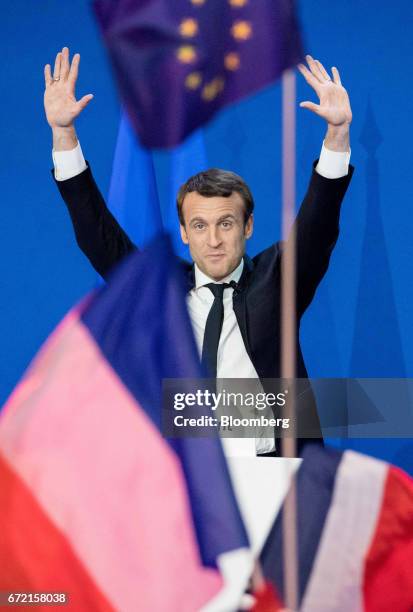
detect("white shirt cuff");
top-left (315, 141), bottom-right (351, 179)
top-left (52, 141), bottom-right (87, 181)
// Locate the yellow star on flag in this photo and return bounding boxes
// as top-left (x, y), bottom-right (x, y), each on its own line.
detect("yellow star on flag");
top-left (201, 77), bottom-right (225, 101)
top-left (180, 18), bottom-right (199, 37)
top-left (224, 52), bottom-right (241, 71)
top-left (176, 45), bottom-right (197, 64)
top-left (185, 72), bottom-right (202, 90)
top-left (231, 20), bottom-right (252, 41)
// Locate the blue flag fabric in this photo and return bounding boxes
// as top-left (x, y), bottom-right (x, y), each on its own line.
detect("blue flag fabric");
top-left (107, 112), bottom-right (208, 259)
top-left (107, 111), bottom-right (163, 248)
top-left (93, 0), bottom-right (302, 147)
top-left (166, 128), bottom-right (208, 258)
top-left (82, 234), bottom-right (249, 566)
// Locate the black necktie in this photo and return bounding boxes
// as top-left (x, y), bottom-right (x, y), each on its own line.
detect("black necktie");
top-left (201, 283), bottom-right (231, 378)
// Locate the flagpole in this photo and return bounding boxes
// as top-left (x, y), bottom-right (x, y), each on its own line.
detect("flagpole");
top-left (281, 68), bottom-right (299, 611)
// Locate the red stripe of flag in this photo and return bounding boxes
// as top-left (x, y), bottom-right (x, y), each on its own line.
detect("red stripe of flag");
top-left (363, 465), bottom-right (413, 612)
top-left (252, 581), bottom-right (284, 611)
top-left (0, 452), bottom-right (113, 611)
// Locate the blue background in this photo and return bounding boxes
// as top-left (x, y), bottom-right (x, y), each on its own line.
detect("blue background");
top-left (1, 1), bottom-right (412, 472)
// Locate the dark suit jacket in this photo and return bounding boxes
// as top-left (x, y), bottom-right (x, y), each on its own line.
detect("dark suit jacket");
top-left (54, 161), bottom-right (354, 456)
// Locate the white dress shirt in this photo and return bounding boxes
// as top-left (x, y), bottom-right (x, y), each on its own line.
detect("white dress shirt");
top-left (188, 259), bottom-right (258, 378)
top-left (189, 260), bottom-right (277, 456)
top-left (53, 141), bottom-right (350, 182)
top-left (53, 142), bottom-right (350, 456)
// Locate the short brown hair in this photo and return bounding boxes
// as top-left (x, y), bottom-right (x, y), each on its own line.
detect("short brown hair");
top-left (176, 168), bottom-right (254, 226)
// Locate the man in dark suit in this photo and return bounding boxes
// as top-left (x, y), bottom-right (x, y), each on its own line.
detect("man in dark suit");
top-left (44, 48), bottom-right (353, 457)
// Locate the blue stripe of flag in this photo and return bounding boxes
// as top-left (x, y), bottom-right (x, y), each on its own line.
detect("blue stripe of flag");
top-left (260, 444), bottom-right (343, 603)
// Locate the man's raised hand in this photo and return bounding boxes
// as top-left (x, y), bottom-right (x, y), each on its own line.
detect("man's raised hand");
top-left (44, 47), bottom-right (93, 129)
top-left (298, 55), bottom-right (352, 128)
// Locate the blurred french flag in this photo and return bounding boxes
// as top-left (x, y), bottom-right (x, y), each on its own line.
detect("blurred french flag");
top-left (260, 444), bottom-right (413, 612)
top-left (0, 236), bottom-right (252, 611)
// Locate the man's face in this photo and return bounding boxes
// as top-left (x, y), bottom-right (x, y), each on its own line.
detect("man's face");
top-left (179, 191), bottom-right (253, 281)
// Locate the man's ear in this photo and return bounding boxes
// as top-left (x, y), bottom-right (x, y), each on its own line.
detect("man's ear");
top-left (244, 214), bottom-right (254, 239)
top-left (180, 223), bottom-right (189, 244)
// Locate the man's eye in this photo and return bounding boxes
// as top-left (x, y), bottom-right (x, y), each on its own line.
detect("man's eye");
top-left (194, 223), bottom-right (205, 230)
top-left (221, 221), bottom-right (232, 228)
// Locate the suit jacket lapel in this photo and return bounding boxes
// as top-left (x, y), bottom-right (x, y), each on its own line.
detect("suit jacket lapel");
top-left (232, 255), bottom-right (254, 361)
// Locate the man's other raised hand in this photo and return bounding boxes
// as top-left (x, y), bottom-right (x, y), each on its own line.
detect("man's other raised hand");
top-left (298, 55), bottom-right (352, 152)
top-left (44, 48), bottom-right (93, 151)
top-left (44, 47), bottom-right (93, 129)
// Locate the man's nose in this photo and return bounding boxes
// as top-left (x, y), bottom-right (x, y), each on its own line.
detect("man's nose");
top-left (207, 226), bottom-right (222, 247)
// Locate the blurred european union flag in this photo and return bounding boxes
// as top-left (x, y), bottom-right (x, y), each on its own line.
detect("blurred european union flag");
top-left (93, 0), bottom-right (303, 148)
